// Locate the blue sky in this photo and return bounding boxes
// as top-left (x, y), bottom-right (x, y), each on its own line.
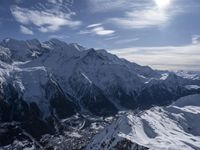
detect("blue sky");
top-left (0, 0), bottom-right (200, 70)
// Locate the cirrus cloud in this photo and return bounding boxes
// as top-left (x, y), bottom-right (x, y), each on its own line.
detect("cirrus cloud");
top-left (88, 0), bottom-right (184, 29)
top-left (79, 24), bottom-right (115, 36)
top-left (109, 8), bottom-right (170, 29)
top-left (192, 35), bottom-right (200, 44)
top-left (20, 25), bottom-right (33, 35)
top-left (10, 0), bottom-right (81, 33)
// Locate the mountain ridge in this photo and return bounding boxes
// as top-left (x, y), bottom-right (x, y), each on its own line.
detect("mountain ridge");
top-left (0, 38), bottom-right (200, 148)
top-left (87, 94), bottom-right (200, 150)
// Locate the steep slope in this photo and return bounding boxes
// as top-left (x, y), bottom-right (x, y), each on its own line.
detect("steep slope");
top-left (0, 38), bottom-right (200, 119)
top-left (0, 38), bottom-right (45, 61)
top-left (0, 38), bottom-right (200, 147)
top-left (87, 94), bottom-right (200, 150)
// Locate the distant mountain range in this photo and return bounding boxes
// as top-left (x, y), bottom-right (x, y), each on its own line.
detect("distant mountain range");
top-left (0, 38), bottom-right (200, 149)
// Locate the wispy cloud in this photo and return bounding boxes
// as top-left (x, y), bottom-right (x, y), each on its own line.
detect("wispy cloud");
top-left (109, 8), bottom-right (170, 29)
top-left (49, 34), bottom-right (69, 40)
top-left (88, 0), bottom-right (183, 29)
top-left (79, 24), bottom-right (115, 36)
top-left (109, 36), bottom-right (200, 71)
top-left (114, 38), bottom-right (140, 44)
top-left (91, 27), bottom-right (115, 36)
top-left (87, 0), bottom-right (129, 13)
top-left (11, 0), bottom-right (81, 33)
top-left (48, 0), bottom-right (74, 5)
top-left (192, 35), bottom-right (200, 44)
top-left (108, 0), bottom-right (180, 29)
top-left (87, 23), bottom-right (102, 28)
top-left (20, 25), bottom-right (33, 35)
top-left (104, 36), bottom-right (120, 40)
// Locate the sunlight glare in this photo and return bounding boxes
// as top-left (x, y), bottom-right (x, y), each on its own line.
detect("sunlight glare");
top-left (154, 0), bottom-right (171, 9)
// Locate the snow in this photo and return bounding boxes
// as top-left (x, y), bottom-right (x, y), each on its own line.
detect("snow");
top-left (23, 146), bottom-right (35, 150)
top-left (104, 116), bottom-right (114, 122)
top-left (1, 38), bottom-right (200, 150)
top-left (185, 85), bottom-right (200, 90)
top-left (81, 72), bottom-right (92, 84)
top-left (0, 38), bottom-right (164, 106)
top-left (160, 73), bottom-right (169, 80)
top-left (91, 123), bottom-right (104, 130)
top-left (175, 70), bottom-right (200, 80)
top-left (171, 94), bottom-right (200, 107)
top-left (31, 51), bottom-right (40, 57)
top-left (73, 43), bottom-right (80, 51)
top-left (88, 94), bottom-right (200, 150)
top-left (4, 38), bottom-right (11, 43)
top-left (0, 38), bottom-right (200, 129)
top-left (12, 65), bottom-right (50, 116)
top-left (68, 132), bottom-right (82, 138)
top-left (41, 42), bottom-right (51, 49)
top-left (69, 43), bottom-right (85, 51)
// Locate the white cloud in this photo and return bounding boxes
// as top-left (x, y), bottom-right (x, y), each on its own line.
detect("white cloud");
top-left (92, 27), bottom-right (115, 36)
top-left (107, 0), bottom-right (180, 29)
top-left (79, 25), bottom-right (115, 36)
top-left (88, 0), bottom-right (183, 29)
top-left (192, 35), bottom-right (200, 44)
top-left (87, 0), bottom-right (129, 13)
top-left (87, 23), bottom-right (102, 28)
top-left (11, 1), bottom-right (81, 33)
top-left (48, 0), bottom-right (62, 4)
top-left (114, 38), bottom-right (140, 44)
top-left (86, 0), bottom-right (149, 13)
top-left (20, 25), bottom-right (33, 35)
top-left (109, 8), bottom-right (170, 29)
top-left (109, 41), bottom-right (200, 71)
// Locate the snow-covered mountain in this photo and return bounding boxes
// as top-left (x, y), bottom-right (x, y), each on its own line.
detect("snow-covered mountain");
top-left (174, 70), bottom-right (200, 80)
top-left (88, 94), bottom-right (200, 150)
top-left (0, 38), bottom-right (200, 149)
top-left (0, 38), bottom-right (199, 119)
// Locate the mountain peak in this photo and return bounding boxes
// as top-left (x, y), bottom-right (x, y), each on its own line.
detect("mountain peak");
top-left (84, 48), bottom-right (105, 60)
top-left (69, 43), bottom-right (86, 51)
top-left (48, 38), bottom-right (65, 44)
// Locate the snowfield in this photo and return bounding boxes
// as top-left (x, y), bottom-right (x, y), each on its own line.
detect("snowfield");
top-left (88, 94), bottom-right (200, 150)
